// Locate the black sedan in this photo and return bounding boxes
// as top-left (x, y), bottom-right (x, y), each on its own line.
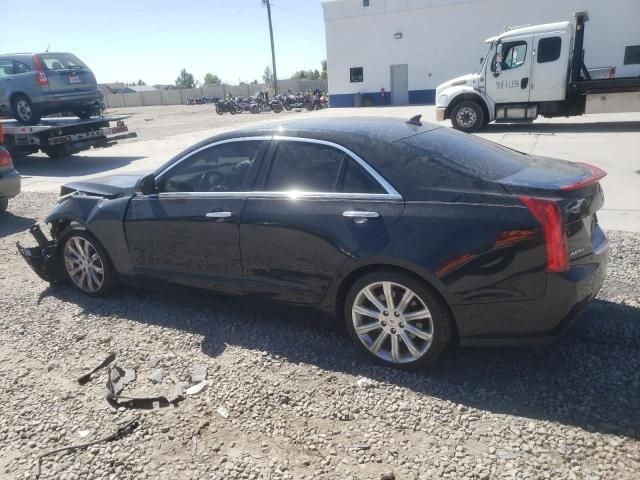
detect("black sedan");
top-left (18, 116), bottom-right (608, 368)
top-left (0, 145), bottom-right (21, 213)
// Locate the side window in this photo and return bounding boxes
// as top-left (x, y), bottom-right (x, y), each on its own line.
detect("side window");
top-left (339, 159), bottom-right (386, 194)
top-left (350, 67), bottom-right (363, 83)
top-left (14, 61), bottom-right (31, 74)
top-left (0, 59), bottom-right (14, 77)
top-left (492, 41), bottom-right (528, 71)
top-left (264, 142), bottom-right (345, 192)
top-left (624, 45), bottom-right (640, 65)
top-left (161, 140), bottom-right (267, 193)
top-left (503, 42), bottom-right (527, 69)
top-left (538, 37), bottom-right (561, 63)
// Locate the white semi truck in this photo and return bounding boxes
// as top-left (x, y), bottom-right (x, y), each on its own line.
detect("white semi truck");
top-left (435, 12), bottom-right (640, 132)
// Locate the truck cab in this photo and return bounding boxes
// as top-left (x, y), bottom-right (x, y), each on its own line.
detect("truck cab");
top-left (436, 22), bottom-right (572, 132)
top-left (436, 12), bottom-right (640, 132)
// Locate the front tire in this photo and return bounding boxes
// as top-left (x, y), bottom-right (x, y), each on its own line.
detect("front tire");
top-left (11, 94), bottom-right (41, 125)
top-left (344, 272), bottom-right (453, 369)
top-left (61, 230), bottom-right (116, 296)
top-left (215, 105), bottom-right (224, 115)
top-left (450, 100), bottom-right (484, 133)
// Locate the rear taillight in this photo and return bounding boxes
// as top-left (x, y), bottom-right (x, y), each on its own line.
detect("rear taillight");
top-left (0, 123), bottom-right (4, 144)
top-left (560, 162), bottom-right (606, 191)
top-left (32, 54), bottom-right (48, 86)
top-left (0, 149), bottom-right (13, 168)
top-left (520, 196), bottom-right (569, 273)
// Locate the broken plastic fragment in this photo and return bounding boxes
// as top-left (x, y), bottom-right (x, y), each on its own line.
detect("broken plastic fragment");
top-left (191, 365), bottom-right (207, 383)
top-left (186, 380), bottom-right (209, 396)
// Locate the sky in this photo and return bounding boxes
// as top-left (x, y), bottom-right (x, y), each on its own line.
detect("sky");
top-left (0, 0), bottom-right (327, 86)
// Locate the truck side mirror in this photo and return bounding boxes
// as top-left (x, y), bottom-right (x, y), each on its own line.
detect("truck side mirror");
top-left (139, 173), bottom-right (158, 195)
top-left (494, 43), bottom-right (503, 76)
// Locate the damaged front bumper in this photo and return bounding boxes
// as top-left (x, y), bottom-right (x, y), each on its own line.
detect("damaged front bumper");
top-left (16, 224), bottom-right (66, 283)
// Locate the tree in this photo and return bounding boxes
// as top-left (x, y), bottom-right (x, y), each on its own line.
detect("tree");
top-left (290, 69), bottom-right (321, 80)
top-left (136, 79), bottom-right (146, 86)
top-left (125, 80), bottom-right (146, 86)
top-left (175, 68), bottom-right (195, 89)
top-left (203, 73), bottom-right (221, 85)
top-left (262, 65), bottom-right (273, 85)
top-left (321, 59), bottom-right (327, 80)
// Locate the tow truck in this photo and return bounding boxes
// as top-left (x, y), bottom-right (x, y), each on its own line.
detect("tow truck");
top-left (435, 11), bottom-right (640, 132)
top-left (0, 115), bottom-right (137, 159)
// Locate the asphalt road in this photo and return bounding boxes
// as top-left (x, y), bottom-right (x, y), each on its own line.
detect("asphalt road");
top-left (11, 105), bottom-right (640, 232)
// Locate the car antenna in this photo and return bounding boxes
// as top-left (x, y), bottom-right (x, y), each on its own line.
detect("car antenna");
top-left (45, 44), bottom-right (51, 52)
top-left (405, 114), bottom-right (422, 126)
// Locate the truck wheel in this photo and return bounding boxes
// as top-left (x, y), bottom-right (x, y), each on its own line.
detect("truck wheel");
top-left (0, 198), bottom-right (8, 214)
top-left (43, 145), bottom-right (68, 159)
top-left (11, 94), bottom-right (41, 125)
top-left (450, 101), bottom-right (484, 133)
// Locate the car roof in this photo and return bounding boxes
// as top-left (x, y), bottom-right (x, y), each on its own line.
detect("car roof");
top-left (232, 116), bottom-right (441, 143)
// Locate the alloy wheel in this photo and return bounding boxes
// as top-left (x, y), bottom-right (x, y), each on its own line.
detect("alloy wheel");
top-left (63, 236), bottom-right (105, 293)
top-left (352, 281), bottom-right (434, 364)
top-left (16, 100), bottom-right (32, 122)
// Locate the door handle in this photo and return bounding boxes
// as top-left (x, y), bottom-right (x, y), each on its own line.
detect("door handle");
top-left (205, 211), bottom-right (232, 218)
top-left (521, 77), bottom-right (529, 89)
top-left (6, 77), bottom-right (14, 81)
top-left (343, 210), bottom-right (379, 224)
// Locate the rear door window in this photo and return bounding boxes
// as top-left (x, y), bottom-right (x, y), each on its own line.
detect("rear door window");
top-left (264, 141), bottom-right (345, 192)
top-left (13, 61), bottom-right (31, 74)
top-left (339, 158), bottom-right (386, 194)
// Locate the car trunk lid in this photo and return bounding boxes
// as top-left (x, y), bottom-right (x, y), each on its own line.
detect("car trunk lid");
top-left (498, 156), bottom-right (607, 268)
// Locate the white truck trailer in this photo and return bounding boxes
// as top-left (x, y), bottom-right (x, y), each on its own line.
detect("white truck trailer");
top-left (435, 12), bottom-right (640, 132)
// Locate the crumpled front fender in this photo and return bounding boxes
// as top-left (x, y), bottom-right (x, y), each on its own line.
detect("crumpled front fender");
top-left (45, 194), bottom-right (106, 228)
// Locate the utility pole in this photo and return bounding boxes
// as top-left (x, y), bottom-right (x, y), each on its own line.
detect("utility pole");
top-left (263, 0), bottom-right (278, 95)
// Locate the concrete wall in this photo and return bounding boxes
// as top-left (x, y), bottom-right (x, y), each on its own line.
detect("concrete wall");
top-left (323, 0), bottom-right (640, 106)
top-left (103, 79), bottom-right (328, 108)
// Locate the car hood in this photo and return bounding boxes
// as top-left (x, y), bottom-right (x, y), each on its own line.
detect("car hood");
top-left (60, 171), bottom-right (149, 198)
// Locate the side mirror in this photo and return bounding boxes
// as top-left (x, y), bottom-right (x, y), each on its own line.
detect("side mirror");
top-left (139, 173), bottom-right (158, 195)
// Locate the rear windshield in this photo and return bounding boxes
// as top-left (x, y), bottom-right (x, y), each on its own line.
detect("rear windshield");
top-left (38, 53), bottom-right (88, 71)
top-left (402, 128), bottom-right (529, 180)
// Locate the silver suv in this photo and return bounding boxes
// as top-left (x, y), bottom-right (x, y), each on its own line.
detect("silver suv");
top-left (0, 52), bottom-right (104, 125)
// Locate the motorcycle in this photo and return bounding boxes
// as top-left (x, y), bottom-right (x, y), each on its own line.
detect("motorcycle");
top-left (215, 98), bottom-right (238, 115)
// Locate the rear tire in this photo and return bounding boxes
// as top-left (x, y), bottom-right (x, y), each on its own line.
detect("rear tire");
top-left (0, 198), bottom-right (8, 213)
top-left (450, 100), bottom-right (484, 133)
top-left (61, 230), bottom-right (116, 296)
top-left (344, 271), bottom-right (453, 369)
top-left (43, 145), bottom-right (68, 159)
top-left (11, 94), bottom-right (41, 125)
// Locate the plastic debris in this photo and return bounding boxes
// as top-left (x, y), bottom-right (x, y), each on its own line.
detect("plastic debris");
top-left (149, 368), bottom-right (164, 384)
top-left (191, 365), bottom-right (207, 383)
top-left (186, 380), bottom-right (209, 396)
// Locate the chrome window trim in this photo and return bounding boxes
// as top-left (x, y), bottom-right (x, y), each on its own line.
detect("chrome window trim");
top-left (155, 191), bottom-right (401, 201)
top-left (153, 134), bottom-right (402, 200)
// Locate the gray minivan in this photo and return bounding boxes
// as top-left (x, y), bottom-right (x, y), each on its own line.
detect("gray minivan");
top-left (0, 52), bottom-right (104, 125)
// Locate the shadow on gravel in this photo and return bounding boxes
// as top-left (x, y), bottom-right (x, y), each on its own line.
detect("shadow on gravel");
top-left (0, 212), bottom-right (37, 238)
top-left (481, 121), bottom-right (640, 134)
top-left (41, 284), bottom-right (640, 440)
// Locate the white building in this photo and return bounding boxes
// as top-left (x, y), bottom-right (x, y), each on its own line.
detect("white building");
top-left (323, 0), bottom-right (640, 107)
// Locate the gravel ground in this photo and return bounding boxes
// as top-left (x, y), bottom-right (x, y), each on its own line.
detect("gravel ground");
top-left (1, 192), bottom-right (639, 480)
